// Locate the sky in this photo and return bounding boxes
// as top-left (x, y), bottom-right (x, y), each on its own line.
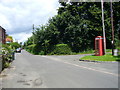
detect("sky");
top-left (0, 0), bottom-right (60, 43)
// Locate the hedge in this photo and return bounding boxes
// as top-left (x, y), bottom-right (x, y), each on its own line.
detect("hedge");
top-left (2, 44), bottom-right (13, 69)
top-left (26, 44), bottom-right (36, 54)
top-left (50, 44), bottom-right (72, 55)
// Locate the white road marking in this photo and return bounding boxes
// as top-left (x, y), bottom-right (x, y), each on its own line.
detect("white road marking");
top-left (41, 56), bottom-right (118, 77)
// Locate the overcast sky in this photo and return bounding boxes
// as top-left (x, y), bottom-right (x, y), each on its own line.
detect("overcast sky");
top-left (0, 0), bottom-right (60, 43)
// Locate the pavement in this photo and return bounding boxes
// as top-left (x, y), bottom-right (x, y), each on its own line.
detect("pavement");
top-left (0, 50), bottom-right (119, 88)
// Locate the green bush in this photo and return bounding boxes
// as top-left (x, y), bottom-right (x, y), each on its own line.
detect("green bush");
top-left (26, 44), bottom-right (36, 54)
top-left (26, 44), bottom-right (72, 55)
top-left (26, 44), bottom-right (42, 55)
top-left (7, 42), bottom-right (21, 50)
top-left (2, 44), bottom-right (12, 54)
top-left (4, 61), bottom-right (10, 68)
top-left (2, 44), bottom-right (13, 69)
top-left (39, 51), bottom-right (45, 55)
top-left (32, 44), bottom-right (42, 55)
top-left (50, 44), bottom-right (72, 55)
top-left (115, 39), bottom-right (120, 48)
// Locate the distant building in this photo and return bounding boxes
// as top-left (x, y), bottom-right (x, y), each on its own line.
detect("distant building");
top-left (0, 26), bottom-right (6, 44)
top-left (6, 37), bottom-right (13, 43)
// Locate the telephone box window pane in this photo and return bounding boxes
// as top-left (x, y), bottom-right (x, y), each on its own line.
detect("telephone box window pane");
top-left (95, 40), bottom-right (99, 55)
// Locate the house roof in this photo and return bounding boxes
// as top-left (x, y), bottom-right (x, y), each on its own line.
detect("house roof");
top-left (0, 26), bottom-right (6, 32)
top-left (6, 37), bottom-right (13, 42)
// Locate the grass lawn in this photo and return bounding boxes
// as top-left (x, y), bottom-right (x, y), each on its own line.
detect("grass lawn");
top-left (80, 53), bottom-right (120, 61)
top-left (78, 49), bottom-right (112, 54)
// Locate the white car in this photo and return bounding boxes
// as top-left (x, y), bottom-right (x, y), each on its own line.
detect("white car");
top-left (16, 48), bottom-right (22, 53)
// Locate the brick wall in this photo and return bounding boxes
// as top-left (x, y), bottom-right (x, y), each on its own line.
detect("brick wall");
top-left (0, 26), bottom-right (6, 44)
top-left (0, 26), bottom-right (6, 72)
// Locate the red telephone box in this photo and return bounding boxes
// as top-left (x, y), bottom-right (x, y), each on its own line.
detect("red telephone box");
top-left (95, 36), bottom-right (105, 56)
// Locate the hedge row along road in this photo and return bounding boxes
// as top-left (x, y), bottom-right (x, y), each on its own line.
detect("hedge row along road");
top-left (0, 50), bottom-right (118, 88)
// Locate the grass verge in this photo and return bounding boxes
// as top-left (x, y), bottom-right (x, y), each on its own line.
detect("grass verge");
top-left (76, 49), bottom-right (112, 54)
top-left (80, 53), bottom-right (120, 61)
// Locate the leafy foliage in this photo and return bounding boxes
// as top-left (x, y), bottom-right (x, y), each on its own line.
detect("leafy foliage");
top-left (25, 2), bottom-right (120, 55)
top-left (2, 41), bottom-right (20, 69)
top-left (26, 44), bottom-right (36, 54)
top-left (7, 42), bottom-right (21, 50)
top-left (50, 44), bottom-right (72, 55)
top-left (2, 44), bottom-right (13, 68)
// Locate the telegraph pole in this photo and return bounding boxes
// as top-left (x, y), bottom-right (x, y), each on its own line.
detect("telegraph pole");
top-left (110, 0), bottom-right (115, 55)
top-left (33, 24), bottom-right (35, 44)
top-left (101, 0), bottom-right (106, 55)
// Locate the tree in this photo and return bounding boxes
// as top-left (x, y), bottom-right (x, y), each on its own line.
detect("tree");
top-left (25, 2), bottom-right (120, 54)
top-left (7, 42), bottom-right (21, 50)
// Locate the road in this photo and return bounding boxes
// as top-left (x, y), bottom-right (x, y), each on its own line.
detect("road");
top-left (0, 50), bottom-right (118, 88)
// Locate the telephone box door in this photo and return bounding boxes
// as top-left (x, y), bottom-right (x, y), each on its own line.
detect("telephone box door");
top-left (95, 36), bottom-right (104, 56)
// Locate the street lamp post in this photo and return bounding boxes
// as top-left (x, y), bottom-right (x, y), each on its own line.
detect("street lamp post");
top-left (101, 0), bottom-right (106, 55)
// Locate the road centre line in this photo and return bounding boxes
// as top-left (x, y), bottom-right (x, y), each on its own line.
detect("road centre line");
top-left (41, 56), bottom-right (118, 77)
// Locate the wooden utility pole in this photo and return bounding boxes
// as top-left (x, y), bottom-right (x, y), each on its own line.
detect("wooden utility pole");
top-left (33, 24), bottom-right (35, 32)
top-left (110, 0), bottom-right (115, 55)
top-left (101, 0), bottom-right (106, 55)
top-left (33, 24), bottom-right (35, 44)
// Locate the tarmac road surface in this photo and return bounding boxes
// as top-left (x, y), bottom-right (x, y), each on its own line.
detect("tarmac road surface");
top-left (0, 50), bottom-right (118, 88)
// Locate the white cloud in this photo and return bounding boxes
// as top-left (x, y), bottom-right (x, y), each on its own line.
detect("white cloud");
top-left (10, 32), bottom-right (32, 43)
top-left (0, 0), bottom-right (59, 42)
top-left (0, 13), bottom-right (12, 31)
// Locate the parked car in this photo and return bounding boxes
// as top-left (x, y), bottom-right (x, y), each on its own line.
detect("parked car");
top-left (16, 48), bottom-right (22, 53)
